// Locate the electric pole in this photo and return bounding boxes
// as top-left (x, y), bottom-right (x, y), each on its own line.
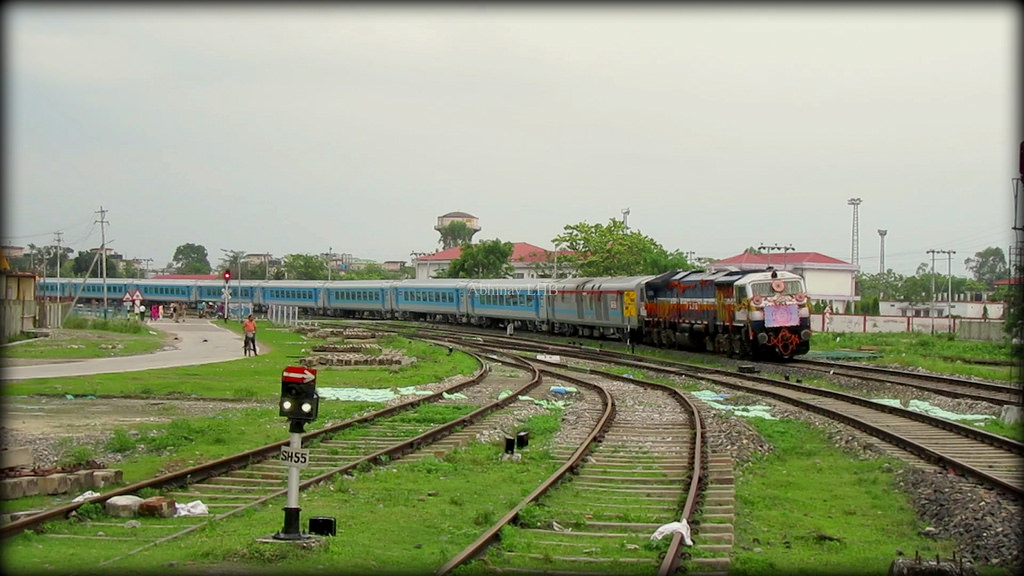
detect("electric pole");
top-left (54, 231), bottom-right (64, 328)
top-left (95, 206), bottom-right (109, 318)
top-left (938, 249), bottom-right (956, 317)
top-left (758, 244), bottom-right (795, 269)
top-left (926, 249), bottom-right (938, 319)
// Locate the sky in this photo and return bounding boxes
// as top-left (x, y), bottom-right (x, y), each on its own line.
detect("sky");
top-left (4, 4), bottom-right (1020, 278)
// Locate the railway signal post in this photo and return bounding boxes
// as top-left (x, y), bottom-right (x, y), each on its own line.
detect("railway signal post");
top-left (272, 366), bottom-right (319, 541)
top-left (222, 269), bottom-right (232, 323)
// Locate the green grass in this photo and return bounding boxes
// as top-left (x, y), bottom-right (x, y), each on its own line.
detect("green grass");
top-left (810, 332), bottom-right (1014, 381)
top-left (728, 418), bottom-right (961, 575)
top-left (1, 326), bottom-right (167, 359)
top-left (1, 327), bottom-right (479, 399)
top-left (0, 413), bottom-right (566, 575)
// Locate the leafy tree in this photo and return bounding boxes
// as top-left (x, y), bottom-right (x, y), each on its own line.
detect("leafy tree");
top-left (282, 253), bottom-right (328, 280)
top-left (552, 219), bottom-right (686, 277)
top-left (218, 250), bottom-right (247, 279)
top-left (438, 220), bottom-right (477, 250)
top-left (964, 247), bottom-right (1008, 288)
top-left (439, 239), bottom-right (514, 278)
top-left (171, 243), bottom-right (212, 275)
top-left (119, 260), bottom-right (142, 279)
top-left (341, 263), bottom-right (404, 280)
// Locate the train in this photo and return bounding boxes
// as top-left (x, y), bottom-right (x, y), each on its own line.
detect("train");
top-left (36, 267), bottom-right (812, 358)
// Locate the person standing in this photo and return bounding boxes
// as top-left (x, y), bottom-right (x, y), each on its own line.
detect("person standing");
top-left (243, 314), bottom-right (258, 356)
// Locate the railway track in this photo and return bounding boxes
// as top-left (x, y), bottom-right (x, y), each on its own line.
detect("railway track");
top-left (403, 325), bottom-right (1024, 498)
top-left (386, 321), bottom-right (1016, 408)
top-left (1, 349), bottom-right (497, 542)
top-left (794, 358), bottom-right (1021, 405)
top-left (2, 338), bottom-right (708, 574)
top-left (435, 344), bottom-right (706, 576)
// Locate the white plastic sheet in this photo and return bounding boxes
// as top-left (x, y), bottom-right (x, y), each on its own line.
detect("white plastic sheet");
top-left (174, 500), bottom-right (210, 517)
top-left (692, 390), bottom-right (777, 420)
top-left (650, 519), bottom-right (693, 546)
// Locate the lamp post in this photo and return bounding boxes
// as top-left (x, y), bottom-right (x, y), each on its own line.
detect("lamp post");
top-left (877, 230), bottom-right (887, 274)
top-left (848, 198), bottom-right (862, 265)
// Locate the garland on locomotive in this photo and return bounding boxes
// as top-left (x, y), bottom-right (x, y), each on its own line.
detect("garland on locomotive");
top-left (642, 267), bottom-right (811, 359)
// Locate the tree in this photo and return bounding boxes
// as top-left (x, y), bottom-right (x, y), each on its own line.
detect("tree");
top-left (552, 219), bottom-right (686, 277)
top-left (340, 263), bottom-right (404, 280)
top-left (438, 220), bottom-right (477, 250)
top-left (281, 253), bottom-right (328, 280)
top-left (171, 243), bottom-right (211, 275)
top-left (964, 247), bottom-right (1008, 288)
top-left (218, 250), bottom-right (248, 279)
top-left (439, 239), bottom-right (514, 278)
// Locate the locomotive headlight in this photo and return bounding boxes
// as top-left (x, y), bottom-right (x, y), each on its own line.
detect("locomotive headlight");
top-left (301, 402), bottom-right (313, 413)
top-left (281, 400), bottom-right (293, 411)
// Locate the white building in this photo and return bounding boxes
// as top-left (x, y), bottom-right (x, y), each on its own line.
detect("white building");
top-left (710, 251), bottom-right (859, 312)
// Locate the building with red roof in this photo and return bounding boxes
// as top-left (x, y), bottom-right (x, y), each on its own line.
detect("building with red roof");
top-left (413, 242), bottom-right (562, 279)
top-left (711, 251), bottom-right (860, 312)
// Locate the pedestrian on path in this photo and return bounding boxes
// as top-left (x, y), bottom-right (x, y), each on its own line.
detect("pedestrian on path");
top-left (243, 314), bottom-right (258, 356)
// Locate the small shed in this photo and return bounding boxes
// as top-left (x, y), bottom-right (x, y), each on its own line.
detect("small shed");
top-left (1, 271), bottom-right (38, 344)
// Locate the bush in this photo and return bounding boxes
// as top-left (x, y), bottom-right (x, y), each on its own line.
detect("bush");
top-left (104, 428), bottom-right (136, 453)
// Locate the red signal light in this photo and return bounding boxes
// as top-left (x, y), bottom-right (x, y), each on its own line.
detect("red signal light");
top-left (223, 269), bottom-right (232, 281)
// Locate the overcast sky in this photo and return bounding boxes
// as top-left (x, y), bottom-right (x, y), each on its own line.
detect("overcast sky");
top-left (5, 4), bottom-right (1020, 277)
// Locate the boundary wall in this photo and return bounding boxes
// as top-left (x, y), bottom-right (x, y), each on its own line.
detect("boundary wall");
top-left (813, 313), bottom-right (1006, 342)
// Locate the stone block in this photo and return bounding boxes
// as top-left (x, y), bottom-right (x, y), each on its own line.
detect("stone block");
top-left (72, 470), bottom-right (95, 489)
top-left (1, 447), bottom-right (34, 470)
top-left (20, 476), bottom-right (40, 497)
top-left (92, 469), bottom-right (123, 488)
top-left (138, 496), bottom-right (177, 518)
top-left (1001, 405), bottom-right (1022, 425)
top-left (0, 478), bottom-right (25, 500)
top-left (39, 474), bottom-right (72, 495)
top-left (105, 495), bottom-right (143, 518)
top-left (66, 474), bottom-right (85, 494)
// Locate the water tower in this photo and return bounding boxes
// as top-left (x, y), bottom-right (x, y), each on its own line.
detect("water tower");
top-left (435, 212), bottom-right (481, 249)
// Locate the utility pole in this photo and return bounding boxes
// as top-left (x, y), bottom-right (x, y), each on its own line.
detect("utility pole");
top-left (54, 231), bottom-right (63, 328)
top-left (95, 206), bottom-right (109, 318)
top-left (938, 249), bottom-right (956, 318)
top-left (758, 244), bottom-right (794, 270)
top-left (621, 208), bottom-right (630, 229)
top-left (877, 230), bottom-right (887, 274)
top-left (848, 198), bottom-right (862, 265)
top-left (926, 249), bottom-right (938, 319)
top-left (143, 258), bottom-right (153, 279)
top-left (327, 247), bottom-right (332, 281)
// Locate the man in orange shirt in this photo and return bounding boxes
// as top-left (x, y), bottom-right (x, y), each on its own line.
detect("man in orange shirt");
top-left (243, 314), bottom-right (258, 356)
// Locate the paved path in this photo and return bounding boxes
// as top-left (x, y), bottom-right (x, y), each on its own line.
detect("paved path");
top-left (1, 319), bottom-right (246, 382)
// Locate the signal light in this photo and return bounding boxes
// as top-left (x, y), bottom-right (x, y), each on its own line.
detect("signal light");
top-left (280, 382), bottom-right (319, 421)
top-left (223, 269), bottom-right (232, 282)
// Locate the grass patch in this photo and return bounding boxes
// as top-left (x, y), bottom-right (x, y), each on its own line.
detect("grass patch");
top-left (0, 413), bottom-right (566, 574)
top-left (1, 326), bottom-right (167, 359)
top-left (728, 418), bottom-right (959, 575)
top-left (1, 326), bottom-right (479, 399)
top-left (811, 332), bottom-right (1013, 381)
